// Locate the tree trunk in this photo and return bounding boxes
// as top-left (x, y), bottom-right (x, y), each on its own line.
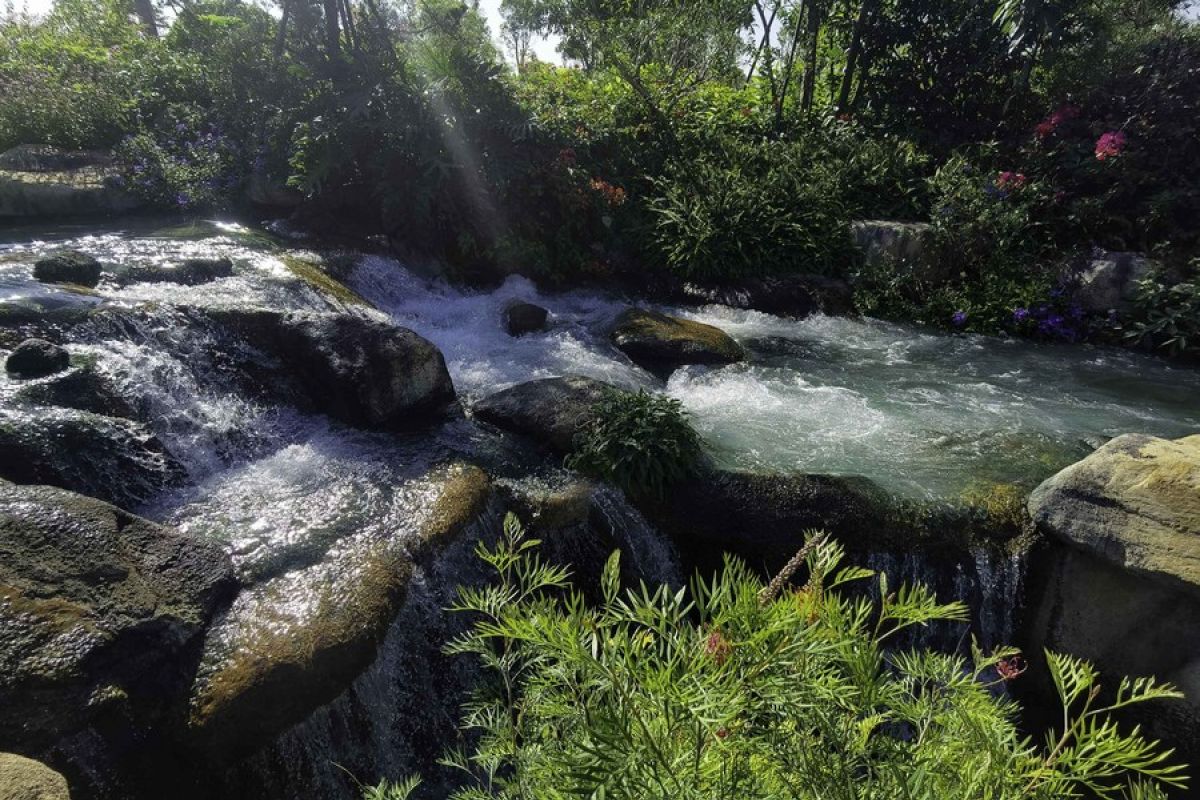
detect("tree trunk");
top-left (132, 0), bottom-right (158, 37)
top-left (800, 0), bottom-right (822, 113)
top-left (836, 0), bottom-right (873, 112)
top-left (322, 0), bottom-right (342, 63)
top-left (775, 1), bottom-right (808, 130)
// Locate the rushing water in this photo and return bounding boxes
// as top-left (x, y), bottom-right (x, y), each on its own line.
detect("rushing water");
top-left (4, 220), bottom-right (1198, 507)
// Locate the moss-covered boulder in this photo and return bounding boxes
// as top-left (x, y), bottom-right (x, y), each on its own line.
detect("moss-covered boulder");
top-left (0, 753), bottom-right (71, 800)
top-left (1028, 433), bottom-right (1200, 595)
top-left (203, 307), bottom-right (455, 430)
top-left (187, 463), bottom-right (492, 759)
top-left (473, 375), bottom-right (625, 453)
top-left (32, 252), bottom-right (102, 289)
top-left (4, 338), bottom-right (69, 378)
top-left (610, 308), bottom-right (744, 372)
top-left (0, 483), bottom-right (235, 752)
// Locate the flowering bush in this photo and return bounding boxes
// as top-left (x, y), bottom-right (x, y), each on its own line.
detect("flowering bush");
top-left (1095, 131), bottom-right (1127, 162)
top-left (116, 114), bottom-right (242, 211)
top-left (367, 516), bottom-right (1188, 800)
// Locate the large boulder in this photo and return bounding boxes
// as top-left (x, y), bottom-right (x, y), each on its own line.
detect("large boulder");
top-left (1070, 251), bottom-right (1157, 314)
top-left (472, 375), bottom-right (624, 453)
top-left (1024, 434), bottom-right (1200, 767)
top-left (0, 409), bottom-right (183, 509)
top-left (610, 308), bottom-right (744, 373)
top-left (678, 274), bottom-right (855, 318)
top-left (1028, 433), bottom-right (1200, 595)
top-left (0, 483), bottom-right (235, 751)
top-left (32, 252), bottom-right (102, 289)
top-left (502, 301), bottom-right (549, 336)
top-left (0, 753), bottom-right (70, 800)
top-left (187, 464), bottom-right (492, 758)
top-left (5, 338), bottom-right (69, 378)
top-left (203, 308), bottom-right (455, 429)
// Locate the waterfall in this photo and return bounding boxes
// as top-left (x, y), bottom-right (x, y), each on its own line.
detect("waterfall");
top-left (588, 485), bottom-right (684, 587)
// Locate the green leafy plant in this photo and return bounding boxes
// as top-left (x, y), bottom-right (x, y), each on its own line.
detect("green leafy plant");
top-left (566, 389), bottom-right (703, 498)
top-left (1125, 272), bottom-right (1200, 359)
top-left (370, 514), bottom-right (1188, 800)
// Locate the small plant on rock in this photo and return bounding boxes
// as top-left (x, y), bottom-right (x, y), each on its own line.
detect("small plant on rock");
top-left (567, 388), bottom-right (704, 498)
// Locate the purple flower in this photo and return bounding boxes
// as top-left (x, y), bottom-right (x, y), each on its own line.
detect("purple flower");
top-left (1013, 307), bottom-right (1030, 323)
top-left (175, 192), bottom-right (191, 207)
top-left (952, 310), bottom-right (968, 327)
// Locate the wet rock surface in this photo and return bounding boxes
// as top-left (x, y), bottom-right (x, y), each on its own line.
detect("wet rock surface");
top-left (472, 375), bottom-right (623, 453)
top-left (186, 463), bottom-right (492, 759)
top-left (5, 338), bottom-right (70, 377)
top-left (610, 308), bottom-right (744, 372)
top-left (0, 483), bottom-right (234, 752)
top-left (678, 274), bottom-right (855, 318)
top-left (203, 307), bottom-right (456, 430)
top-left (32, 252), bottom-right (102, 289)
top-left (113, 258), bottom-right (234, 287)
top-left (502, 300), bottom-right (549, 336)
top-left (12, 364), bottom-right (137, 419)
top-left (0, 409), bottom-right (183, 509)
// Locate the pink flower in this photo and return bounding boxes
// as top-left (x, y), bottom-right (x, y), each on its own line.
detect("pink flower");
top-left (996, 171), bottom-right (1027, 191)
top-left (1034, 105), bottom-right (1080, 139)
top-left (704, 629), bottom-right (732, 665)
top-left (1095, 131), bottom-right (1127, 161)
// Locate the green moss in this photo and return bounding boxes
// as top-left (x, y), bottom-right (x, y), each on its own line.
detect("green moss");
top-left (279, 254), bottom-right (370, 308)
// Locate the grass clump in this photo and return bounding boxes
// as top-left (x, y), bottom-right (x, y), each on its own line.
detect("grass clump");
top-left (566, 389), bottom-right (704, 499)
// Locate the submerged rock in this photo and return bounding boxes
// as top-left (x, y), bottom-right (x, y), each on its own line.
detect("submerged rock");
top-left (5, 338), bottom-right (69, 377)
top-left (610, 308), bottom-right (744, 372)
top-left (115, 258), bottom-right (234, 287)
top-left (0, 483), bottom-right (234, 751)
top-left (32, 251), bottom-right (102, 289)
top-left (187, 463), bottom-right (492, 759)
top-left (204, 308), bottom-right (455, 429)
top-left (0, 753), bottom-right (71, 800)
top-left (0, 409), bottom-right (183, 509)
top-left (1029, 433), bottom-right (1200, 595)
top-left (502, 301), bottom-right (549, 336)
top-left (473, 375), bottom-right (622, 453)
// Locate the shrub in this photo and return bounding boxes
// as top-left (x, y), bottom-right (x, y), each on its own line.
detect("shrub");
top-left (1124, 268), bottom-right (1200, 359)
top-left (648, 139), bottom-right (854, 282)
top-left (371, 515), bottom-right (1188, 800)
top-left (566, 389), bottom-right (703, 498)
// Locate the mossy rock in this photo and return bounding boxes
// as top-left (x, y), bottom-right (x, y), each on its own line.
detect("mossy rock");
top-left (610, 308), bottom-right (744, 373)
top-left (1029, 433), bottom-right (1200, 595)
top-left (187, 463), bottom-right (493, 758)
top-left (279, 254), bottom-right (369, 308)
top-left (0, 483), bottom-right (234, 751)
top-left (0, 752), bottom-right (71, 800)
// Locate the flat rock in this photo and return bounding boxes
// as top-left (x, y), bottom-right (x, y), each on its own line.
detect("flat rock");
top-left (1029, 433), bottom-right (1200, 595)
top-left (610, 308), bottom-right (744, 372)
top-left (114, 258), bottom-right (234, 287)
top-left (0, 483), bottom-right (234, 751)
top-left (473, 375), bottom-right (623, 453)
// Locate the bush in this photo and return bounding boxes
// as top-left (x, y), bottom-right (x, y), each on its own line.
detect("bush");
top-left (566, 389), bottom-right (703, 498)
top-left (1124, 267), bottom-right (1200, 359)
top-left (648, 139), bottom-right (855, 282)
top-left (371, 515), bottom-right (1188, 800)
